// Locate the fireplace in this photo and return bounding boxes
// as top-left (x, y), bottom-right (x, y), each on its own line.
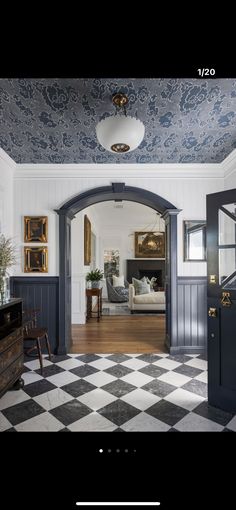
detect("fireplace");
top-left (127, 259), bottom-right (165, 288)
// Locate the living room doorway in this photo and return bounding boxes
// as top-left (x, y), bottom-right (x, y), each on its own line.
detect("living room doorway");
top-left (55, 183), bottom-right (180, 355)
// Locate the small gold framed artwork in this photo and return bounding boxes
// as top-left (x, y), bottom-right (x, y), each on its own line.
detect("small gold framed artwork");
top-left (24, 247), bottom-right (48, 272)
top-left (24, 216), bottom-right (48, 242)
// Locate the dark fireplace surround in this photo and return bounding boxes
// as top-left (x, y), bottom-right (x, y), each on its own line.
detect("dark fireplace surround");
top-left (127, 259), bottom-right (165, 288)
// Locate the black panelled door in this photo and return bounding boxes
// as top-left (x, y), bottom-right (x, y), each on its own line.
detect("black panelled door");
top-left (207, 188), bottom-right (236, 412)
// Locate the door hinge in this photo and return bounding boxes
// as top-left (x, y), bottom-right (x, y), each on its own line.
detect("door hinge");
top-left (208, 307), bottom-right (217, 317)
top-left (221, 291), bottom-right (232, 307)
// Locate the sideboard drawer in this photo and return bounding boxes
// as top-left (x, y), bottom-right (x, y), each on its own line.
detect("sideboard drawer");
top-left (0, 354), bottom-right (24, 395)
top-left (0, 336), bottom-right (23, 373)
top-left (0, 328), bottom-right (22, 354)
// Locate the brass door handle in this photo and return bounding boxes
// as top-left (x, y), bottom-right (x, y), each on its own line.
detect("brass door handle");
top-left (208, 307), bottom-right (217, 317)
top-left (221, 291), bottom-right (232, 307)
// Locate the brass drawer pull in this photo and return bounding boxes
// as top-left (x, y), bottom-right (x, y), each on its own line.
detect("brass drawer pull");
top-left (221, 291), bottom-right (232, 307)
top-left (208, 307), bottom-right (217, 317)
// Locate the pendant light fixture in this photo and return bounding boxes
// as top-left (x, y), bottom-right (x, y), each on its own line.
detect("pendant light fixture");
top-left (96, 93), bottom-right (145, 153)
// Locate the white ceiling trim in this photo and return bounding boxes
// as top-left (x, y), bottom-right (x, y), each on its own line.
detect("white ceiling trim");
top-left (0, 148), bottom-right (17, 170)
top-left (0, 147), bottom-right (233, 180)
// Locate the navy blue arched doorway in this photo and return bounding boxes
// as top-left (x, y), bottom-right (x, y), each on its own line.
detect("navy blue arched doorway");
top-left (55, 183), bottom-right (180, 354)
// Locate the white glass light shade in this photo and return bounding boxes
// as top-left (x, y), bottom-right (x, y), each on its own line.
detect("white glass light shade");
top-left (96, 115), bottom-right (145, 153)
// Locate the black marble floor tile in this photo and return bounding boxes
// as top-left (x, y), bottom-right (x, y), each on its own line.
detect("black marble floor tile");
top-left (222, 427), bottom-right (234, 432)
top-left (168, 354), bottom-right (193, 363)
top-left (146, 400), bottom-right (188, 426)
top-left (35, 364), bottom-right (65, 377)
top-left (70, 365), bottom-right (99, 377)
top-left (197, 352), bottom-right (208, 361)
top-left (139, 364), bottom-right (168, 378)
top-left (182, 379), bottom-right (208, 398)
top-left (102, 379), bottom-right (136, 397)
top-left (75, 354), bottom-right (100, 363)
top-left (135, 354), bottom-right (162, 363)
top-left (3, 427), bottom-right (17, 432)
top-left (104, 364), bottom-right (133, 378)
top-left (193, 401), bottom-right (234, 426)
top-left (173, 364), bottom-right (203, 378)
top-left (113, 427), bottom-right (125, 432)
top-left (58, 427), bottom-right (72, 432)
top-left (98, 400), bottom-right (140, 426)
top-left (61, 379), bottom-right (97, 398)
top-left (2, 399), bottom-right (44, 426)
top-left (142, 379), bottom-right (176, 398)
top-left (167, 427), bottom-right (180, 432)
top-left (23, 379), bottom-right (57, 397)
top-left (50, 355), bottom-right (71, 363)
top-left (106, 354), bottom-right (132, 363)
top-left (50, 399), bottom-right (92, 426)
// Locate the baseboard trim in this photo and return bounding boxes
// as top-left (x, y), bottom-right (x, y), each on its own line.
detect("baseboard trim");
top-left (170, 345), bottom-right (207, 355)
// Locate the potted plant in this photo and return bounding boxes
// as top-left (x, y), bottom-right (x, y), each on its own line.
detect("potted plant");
top-left (0, 234), bottom-right (16, 303)
top-left (86, 268), bottom-right (104, 288)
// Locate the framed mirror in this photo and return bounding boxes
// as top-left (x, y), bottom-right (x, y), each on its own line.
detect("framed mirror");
top-left (183, 220), bottom-right (206, 261)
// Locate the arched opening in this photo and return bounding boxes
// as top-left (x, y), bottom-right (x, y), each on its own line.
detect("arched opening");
top-left (55, 183), bottom-right (180, 354)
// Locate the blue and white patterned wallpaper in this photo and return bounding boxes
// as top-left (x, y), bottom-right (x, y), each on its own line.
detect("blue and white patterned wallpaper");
top-left (0, 78), bottom-right (236, 164)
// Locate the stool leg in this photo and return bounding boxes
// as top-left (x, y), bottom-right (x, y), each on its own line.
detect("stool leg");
top-left (36, 338), bottom-right (43, 375)
top-left (45, 333), bottom-right (52, 361)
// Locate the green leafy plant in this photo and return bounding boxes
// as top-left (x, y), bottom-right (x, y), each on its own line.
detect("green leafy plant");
top-left (86, 268), bottom-right (104, 281)
top-left (0, 234), bottom-right (16, 269)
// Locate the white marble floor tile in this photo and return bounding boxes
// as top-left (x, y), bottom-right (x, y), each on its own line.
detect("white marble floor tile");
top-left (77, 388), bottom-right (117, 410)
top-left (153, 358), bottom-right (182, 370)
top-left (158, 371), bottom-right (191, 387)
top-left (226, 415), bottom-right (236, 432)
top-left (185, 358), bottom-right (208, 371)
top-left (121, 388), bottom-right (161, 410)
top-left (164, 388), bottom-right (206, 411)
top-left (22, 372), bottom-right (43, 385)
top-left (68, 412), bottom-right (117, 431)
top-left (55, 358), bottom-right (85, 370)
top-left (175, 412), bottom-right (223, 432)
top-left (0, 389), bottom-right (30, 411)
top-left (120, 359), bottom-right (148, 370)
top-left (24, 359), bottom-right (53, 371)
top-left (88, 358), bottom-right (116, 370)
top-left (194, 371), bottom-right (208, 383)
top-left (46, 371), bottom-right (78, 387)
top-left (15, 412), bottom-right (64, 431)
top-left (0, 411), bottom-right (12, 431)
top-left (33, 388), bottom-right (74, 411)
top-left (121, 371), bottom-right (153, 387)
top-left (84, 371), bottom-right (116, 387)
top-left (121, 412), bottom-right (170, 431)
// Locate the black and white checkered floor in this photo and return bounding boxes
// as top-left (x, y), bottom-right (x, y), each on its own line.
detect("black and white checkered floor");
top-left (1, 352), bottom-right (236, 432)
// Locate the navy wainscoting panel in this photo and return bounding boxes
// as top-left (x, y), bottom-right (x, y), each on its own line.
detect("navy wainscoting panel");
top-left (174, 277), bottom-right (207, 354)
top-left (10, 277), bottom-right (59, 354)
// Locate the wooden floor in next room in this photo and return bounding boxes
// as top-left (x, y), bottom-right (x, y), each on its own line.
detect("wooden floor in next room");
top-left (71, 315), bottom-right (166, 353)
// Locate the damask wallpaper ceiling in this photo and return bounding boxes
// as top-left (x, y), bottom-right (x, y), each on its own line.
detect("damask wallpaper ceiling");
top-left (0, 78), bottom-right (236, 164)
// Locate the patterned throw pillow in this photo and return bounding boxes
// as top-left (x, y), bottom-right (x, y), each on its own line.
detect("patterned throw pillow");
top-left (132, 277), bottom-right (150, 295)
top-left (115, 286), bottom-right (129, 300)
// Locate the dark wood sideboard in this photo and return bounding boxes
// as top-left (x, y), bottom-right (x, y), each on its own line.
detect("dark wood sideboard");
top-left (0, 298), bottom-right (24, 398)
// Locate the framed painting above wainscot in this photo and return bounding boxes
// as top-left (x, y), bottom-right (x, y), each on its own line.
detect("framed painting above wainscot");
top-left (24, 247), bottom-right (48, 272)
top-left (24, 216), bottom-right (48, 242)
top-left (135, 231), bottom-right (165, 258)
top-left (84, 215), bottom-right (91, 265)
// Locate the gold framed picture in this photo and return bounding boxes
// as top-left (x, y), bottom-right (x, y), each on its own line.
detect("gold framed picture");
top-left (135, 231), bottom-right (165, 258)
top-left (84, 215), bottom-right (91, 265)
top-left (24, 216), bottom-right (48, 242)
top-left (24, 247), bottom-right (48, 272)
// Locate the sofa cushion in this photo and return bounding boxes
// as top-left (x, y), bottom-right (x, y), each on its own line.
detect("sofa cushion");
top-left (113, 275), bottom-right (125, 287)
top-left (133, 291), bottom-right (165, 304)
top-left (132, 277), bottom-right (150, 295)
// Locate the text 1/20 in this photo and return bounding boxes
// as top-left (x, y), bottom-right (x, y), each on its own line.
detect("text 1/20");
top-left (197, 69), bottom-right (215, 77)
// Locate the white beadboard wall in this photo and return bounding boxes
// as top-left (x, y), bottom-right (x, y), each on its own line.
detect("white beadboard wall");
top-left (0, 149), bottom-right (16, 238)
top-left (13, 164), bottom-right (224, 278)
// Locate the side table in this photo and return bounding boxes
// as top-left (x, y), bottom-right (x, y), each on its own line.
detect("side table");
top-left (86, 288), bottom-right (103, 322)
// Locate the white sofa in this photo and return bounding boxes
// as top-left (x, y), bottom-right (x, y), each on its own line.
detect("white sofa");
top-left (128, 284), bottom-right (165, 313)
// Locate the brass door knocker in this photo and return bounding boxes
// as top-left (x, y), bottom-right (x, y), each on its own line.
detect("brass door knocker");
top-left (221, 291), bottom-right (232, 307)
